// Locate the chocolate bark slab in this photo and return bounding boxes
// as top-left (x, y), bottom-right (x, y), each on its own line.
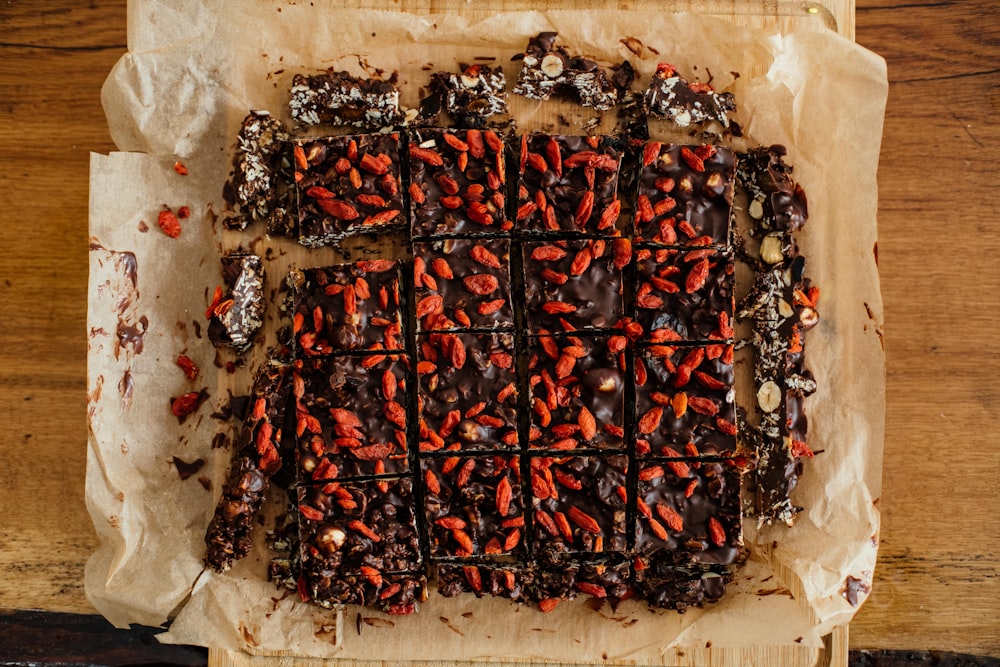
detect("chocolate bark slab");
top-left (513, 32), bottom-right (634, 111)
top-left (736, 145), bottom-right (818, 526)
top-left (437, 562), bottom-right (532, 602)
top-left (290, 260), bottom-right (404, 356)
top-left (421, 454), bottom-right (525, 558)
top-left (293, 354), bottom-right (410, 481)
top-left (522, 238), bottom-right (630, 334)
top-left (419, 65), bottom-right (508, 127)
top-left (634, 142), bottom-right (735, 247)
top-left (409, 128), bottom-right (510, 238)
top-left (528, 455), bottom-right (628, 555)
top-left (297, 476), bottom-right (422, 578)
top-left (527, 333), bottom-right (626, 451)
top-left (642, 63), bottom-right (736, 129)
top-left (635, 551), bottom-right (732, 612)
top-left (634, 458), bottom-right (743, 566)
top-left (413, 238), bottom-right (514, 331)
top-left (204, 360), bottom-right (291, 572)
top-left (416, 331), bottom-right (518, 453)
top-left (207, 250), bottom-right (265, 354)
top-left (294, 133), bottom-right (404, 247)
top-left (634, 245), bottom-right (735, 343)
top-left (289, 70), bottom-right (404, 128)
top-left (227, 110), bottom-right (295, 235)
top-left (309, 571), bottom-right (428, 615)
top-left (634, 344), bottom-right (737, 459)
top-left (516, 133), bottom-right (624, 235)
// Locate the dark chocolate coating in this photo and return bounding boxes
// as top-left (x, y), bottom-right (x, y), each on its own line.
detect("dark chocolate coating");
top-left (642, 64), bottom-right (736, 128)
top-left (635, 143), bottom-right (735, 247)
top-left (310, 571), bottom-right (427, 615)
top-left (289, 70), bottom-right (404, 128)
top-left (529, 455), bottom-right (628, 554)
top-left (420, 65), bottom-right (508, 127)
top-left (635, 459), bottom-right (742, 566)
top-left (635, 551), bottom-right (732, 612)
top-left (634, 345), bottom-right (737, 458)
top-left (295, 354), bottom-right (410, 480)
top-left (409, 128), bottom-right (509, 237)
top-left (522, 239), bottom-right (624, 333)
top-left (577, 555), bottom-right (634, 605)
top-left (634, 246), bottom-right (734, 342)
top-left (297, 476), bottom-right (422, 577)
top-left (208, 251), bottom-right (265, 353)
top-left (413, 239), bottom-right (514, 331)
top-left (228, 111), bottom-right (295, 235)
top-left (417, 332), bottom-right (518, 452)
top-left (437, 562), bottom-right (532, 601)
top-left (295, 133), bottom-right (404, 247)
top-left (205, 361), bottom-right (291, 572)
top-left (517, 134), bottom-right (623, 235)
top-left (527, 334), bottom-right (625, 450)
top-left (291, 261), bottom-right (404, 354)
top-left (737, 145), bottom-right (808, 234)
top-left (421, 454), bottom-right (524, 558)
top-left (513, 33), bottom-right (632, 111)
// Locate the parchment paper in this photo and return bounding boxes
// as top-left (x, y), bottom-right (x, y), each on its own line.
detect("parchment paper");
top-left (87, 1), bottom-right (887, 662)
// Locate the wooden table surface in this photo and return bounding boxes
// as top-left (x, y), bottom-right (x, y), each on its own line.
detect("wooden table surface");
top-left (1, 0), bottom-right (998, 664)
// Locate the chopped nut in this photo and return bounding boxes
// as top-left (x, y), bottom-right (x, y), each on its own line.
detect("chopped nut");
top-left (748, 198), bottom-right (764, 220)
top-left (778, 299), bottom-right (794, 319)
top-left (759, 234), bottom-right (784, 265)
top-left (757, 380), bottom-right (782, 413)
top-left (540, 53), bottom-right (565, 78)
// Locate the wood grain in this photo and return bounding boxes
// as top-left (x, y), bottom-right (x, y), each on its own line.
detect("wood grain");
top-left (0, 0), bottom-right (998, 663)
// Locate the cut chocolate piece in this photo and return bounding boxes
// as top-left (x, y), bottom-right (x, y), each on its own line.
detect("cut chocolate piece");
top-left (643, 63), bottom-right (736, 129)
top-left (413, 239), bottom-right (514, 331)
top-left (634, 459), bottom-right (742, 566)
top-left (529, 455), bottom-right (628, 554)
top-left (409, 127), bottom-right (510, 237)
top-left (634, 344), bottom-right (737, 458)
top-left (516, 133), bottom-right (624, 235)
top-left (634, 143), bottom-right (735, 247)
top-left (207, 250), bottom-right (265, 353)
top-left (736, 145), bottom-right (818, 526)
top-left (437, 562), bottom-right (532, 602)
top-left (529, 545), bottom-right (579, 606)
top-left (294, 133), bottom-right (404, 247)
top-left (575, 555), bottom-right (633, 606)
top-left (421, 454), bottom-right (525, 558)
top-left (635, 551), bottom-right (732, 612)
top-left (737, 145), bottom-right (808, 235)
top-left (522, 238), bottom-right (630, 333)
top-left (227, 110), bottom-right (295, 235)
top-left (289, 70), bottom-right (403, 128)
top-left (513, 32), bottom-right (634, 111)
top-left (309, 570), bottom-right (427, 615)
top-left (416, 331), bottom-right (518, 453)
top-left (420, 65), bottom-right (508, 127)
top-left (527, 333), bottom-right (626, 451)
top-left (634, 245), bottom-right (734, 343)
top-left (205, 360), bottom-right (291, 572)
top-left (293, 354), bottom-right (409, 481)
top-left (290, 260), bottom-right (404, 355)
top-left (297, 476), bottom-right (422, 578)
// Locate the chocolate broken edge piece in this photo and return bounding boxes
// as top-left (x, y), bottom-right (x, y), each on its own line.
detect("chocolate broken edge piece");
top-left (643, 63), bottom-right (736, 129)
top-left (437, 561), bottom-right (533, 601)
top-left (419, 65), bottom-right (508, 128)
top-left (513, 32), bottom-right (634, 111)
top-left (226, 110), bottom-right (296, 236)
top-left (207, 250), bottom-right (266, 354)
top-left (289, 69), bottom-right (405, 129)
top-left (735, 145), bottom-right (818, 527)
top-left (205, 358), bottom-right (293, 572)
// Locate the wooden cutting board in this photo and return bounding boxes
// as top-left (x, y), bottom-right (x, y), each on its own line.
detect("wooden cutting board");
top-left (210, 1), bottom-right (854, 665)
